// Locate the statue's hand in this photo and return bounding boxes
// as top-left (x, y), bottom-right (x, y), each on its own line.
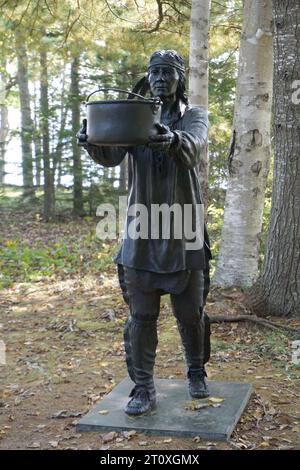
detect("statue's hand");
top-left (76, 118), bottom-right (88, 146)
top-left (148, 123), bottom-right (175, 151)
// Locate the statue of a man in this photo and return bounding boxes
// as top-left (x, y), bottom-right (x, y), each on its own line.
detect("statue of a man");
top-left (78, 50), bottom-right (211, 416)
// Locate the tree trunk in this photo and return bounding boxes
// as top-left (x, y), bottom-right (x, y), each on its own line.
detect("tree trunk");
top-left (214, 0), bottom-right (273, 287)
top-left (0, 63), bottom-right (9, 185)
top-left (16, 39), bottom-right (35, 199)
top-left (57, 154), bottom-right (63, 188)
top-left (40, 46), bottom-right (55, 220)
top-left (188, 0), bottom-right (211, 208)
top-left (71, 56), bottom-right (84, 216)
top-left (53, 66), bottom-right (68, 186)
top-left (33, 82), bottom-right (42, 187)
top-left (246, 0), bottom-right (300, 317)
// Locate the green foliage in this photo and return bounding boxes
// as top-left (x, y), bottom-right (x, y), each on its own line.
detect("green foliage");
top-left (0, 0), bottom-right (272, 284)
top-left (207, 203), bottom-right (224, 275)
top-left (0, 229), bottom-right (118, 289)
top-left (0, 0), bottom-right (242, 202)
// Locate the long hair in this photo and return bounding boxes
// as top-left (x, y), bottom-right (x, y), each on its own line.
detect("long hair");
top-left (175, 70), bottom-right (188, 105)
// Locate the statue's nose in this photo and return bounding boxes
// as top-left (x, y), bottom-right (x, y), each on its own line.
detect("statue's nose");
top-left (157, 70), bottom-right (166, 81)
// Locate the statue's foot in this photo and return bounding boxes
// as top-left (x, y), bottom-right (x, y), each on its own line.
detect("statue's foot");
top-left (124, 385), bottom-right (156, 416)
top-left (188, 368), bottom-right (209, 399)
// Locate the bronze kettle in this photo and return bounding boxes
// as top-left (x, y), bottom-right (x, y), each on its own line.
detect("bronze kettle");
top-left (85, 87), bottom-right (162, 147)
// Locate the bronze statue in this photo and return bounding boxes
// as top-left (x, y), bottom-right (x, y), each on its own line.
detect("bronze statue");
top-left (77, 50), bottom-right (212, 416)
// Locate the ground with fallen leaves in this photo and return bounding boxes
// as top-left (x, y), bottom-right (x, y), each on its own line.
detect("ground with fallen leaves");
top-left (0, 210), bottom-right (300, 450)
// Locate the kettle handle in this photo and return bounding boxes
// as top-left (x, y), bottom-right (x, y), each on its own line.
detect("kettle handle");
top-left (85, 87), bottom-right (159, 103)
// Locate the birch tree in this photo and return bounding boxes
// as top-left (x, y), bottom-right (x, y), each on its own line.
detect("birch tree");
top-left (189, 0), bottom-right (211, 207)
top-left (40, 43), bottom-right (55, 220)
top-left (246, 0), bottom-right (300, 317)
top-left (71, 55), bottom-right (84, 216)
top-left (0, 61), bottom-right (9, 185)
top-left (16, 37), bottom-right (35, 199)
top-left (214, 0), bottom-right (273, 287)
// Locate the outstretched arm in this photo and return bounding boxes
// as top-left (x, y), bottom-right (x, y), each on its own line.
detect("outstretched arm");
top-left (170, 107), bottom-right (208, 169)
top-left (148, 106), bottom-right (208, 170)
top-left (86, 145), bottom-right (127, 167)
top-left (77, 118), bottom-right (127, 167)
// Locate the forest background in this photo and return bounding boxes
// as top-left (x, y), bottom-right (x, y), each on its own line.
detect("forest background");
top-left (0, 0), bottom-right (300, 451)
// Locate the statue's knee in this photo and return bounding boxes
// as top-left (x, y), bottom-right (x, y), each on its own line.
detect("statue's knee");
top-left (173, 302), bottom-right (202, 326)
top-left (131, 313), bottom-right (158, 326)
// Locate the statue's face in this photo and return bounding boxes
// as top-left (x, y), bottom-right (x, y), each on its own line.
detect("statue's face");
top-left (148, 65), bottom-right (180, 100)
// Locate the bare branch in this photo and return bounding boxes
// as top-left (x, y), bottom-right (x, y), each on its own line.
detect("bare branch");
top-left (163, 0), bottom-right (189, 20)
top-left (210, 314), bottom-right (300, 333)
top-left (17, 0), bottom-right (33, 27)
top-left (5, 75), bottom-right (17, 91)
top-left (29, 0), bottom-right (40, 35)
top-left (44, 0), bottom-right (56, 18)
top-left (136, 0), bottom-right (164, 33)
top-left (63, 10), bottom-right (81, 44)
top-left (0, 0), bottom-right (15, 8)
top-left (211, 23), bottom-right (242, 32)
top-left (104, 0), bottom-right (140, 24)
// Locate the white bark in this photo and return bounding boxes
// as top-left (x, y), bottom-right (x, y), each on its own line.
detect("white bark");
top-left (0, 63), bottom-right (9, 185)
top-left (16, 37), bottom-right (34, 195)
top-left (246, 0), bottom-right (300, 317)
top-left (188, 0), bottom-right (211, 207)
top-left (214, 0), bottom-right (273, 287)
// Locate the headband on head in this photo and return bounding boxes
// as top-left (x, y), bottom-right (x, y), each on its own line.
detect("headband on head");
top-left (148, 50), bottom-right (185, 74)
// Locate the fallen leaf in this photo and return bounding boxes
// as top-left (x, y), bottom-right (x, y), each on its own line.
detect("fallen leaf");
top-left (49, 441), bottom-right (59, 448)
top-left (103, 309), bottom-right (116, 322)
top-left (28, 442), bottom-right (40, 449)
top-left (52, 410), bottom-right (82, 419)
top-left (184, 400), bottom-right (209, 411)
top-left (253, 410), bottom-right (263, 419)
top-left (208, 397), bottom-right (225, 404)
top-left (279, 424), bottom-right (289, 430)
top-left (123, 430), bottom-right (137, 439)
top-left (195, 403), bottom-right (210, 410)
top-left (102, 431), bottom-right (117, 443)
top-left (259, 441), bottom-right (269, 448)
top-left (35, 424), bottom-right (47, 432)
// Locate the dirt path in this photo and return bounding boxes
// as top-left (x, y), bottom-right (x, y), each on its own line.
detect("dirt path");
top-left (0, 212), bottom-right (299, 450)
top-left (1, 275), bottom-right (300, 450)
